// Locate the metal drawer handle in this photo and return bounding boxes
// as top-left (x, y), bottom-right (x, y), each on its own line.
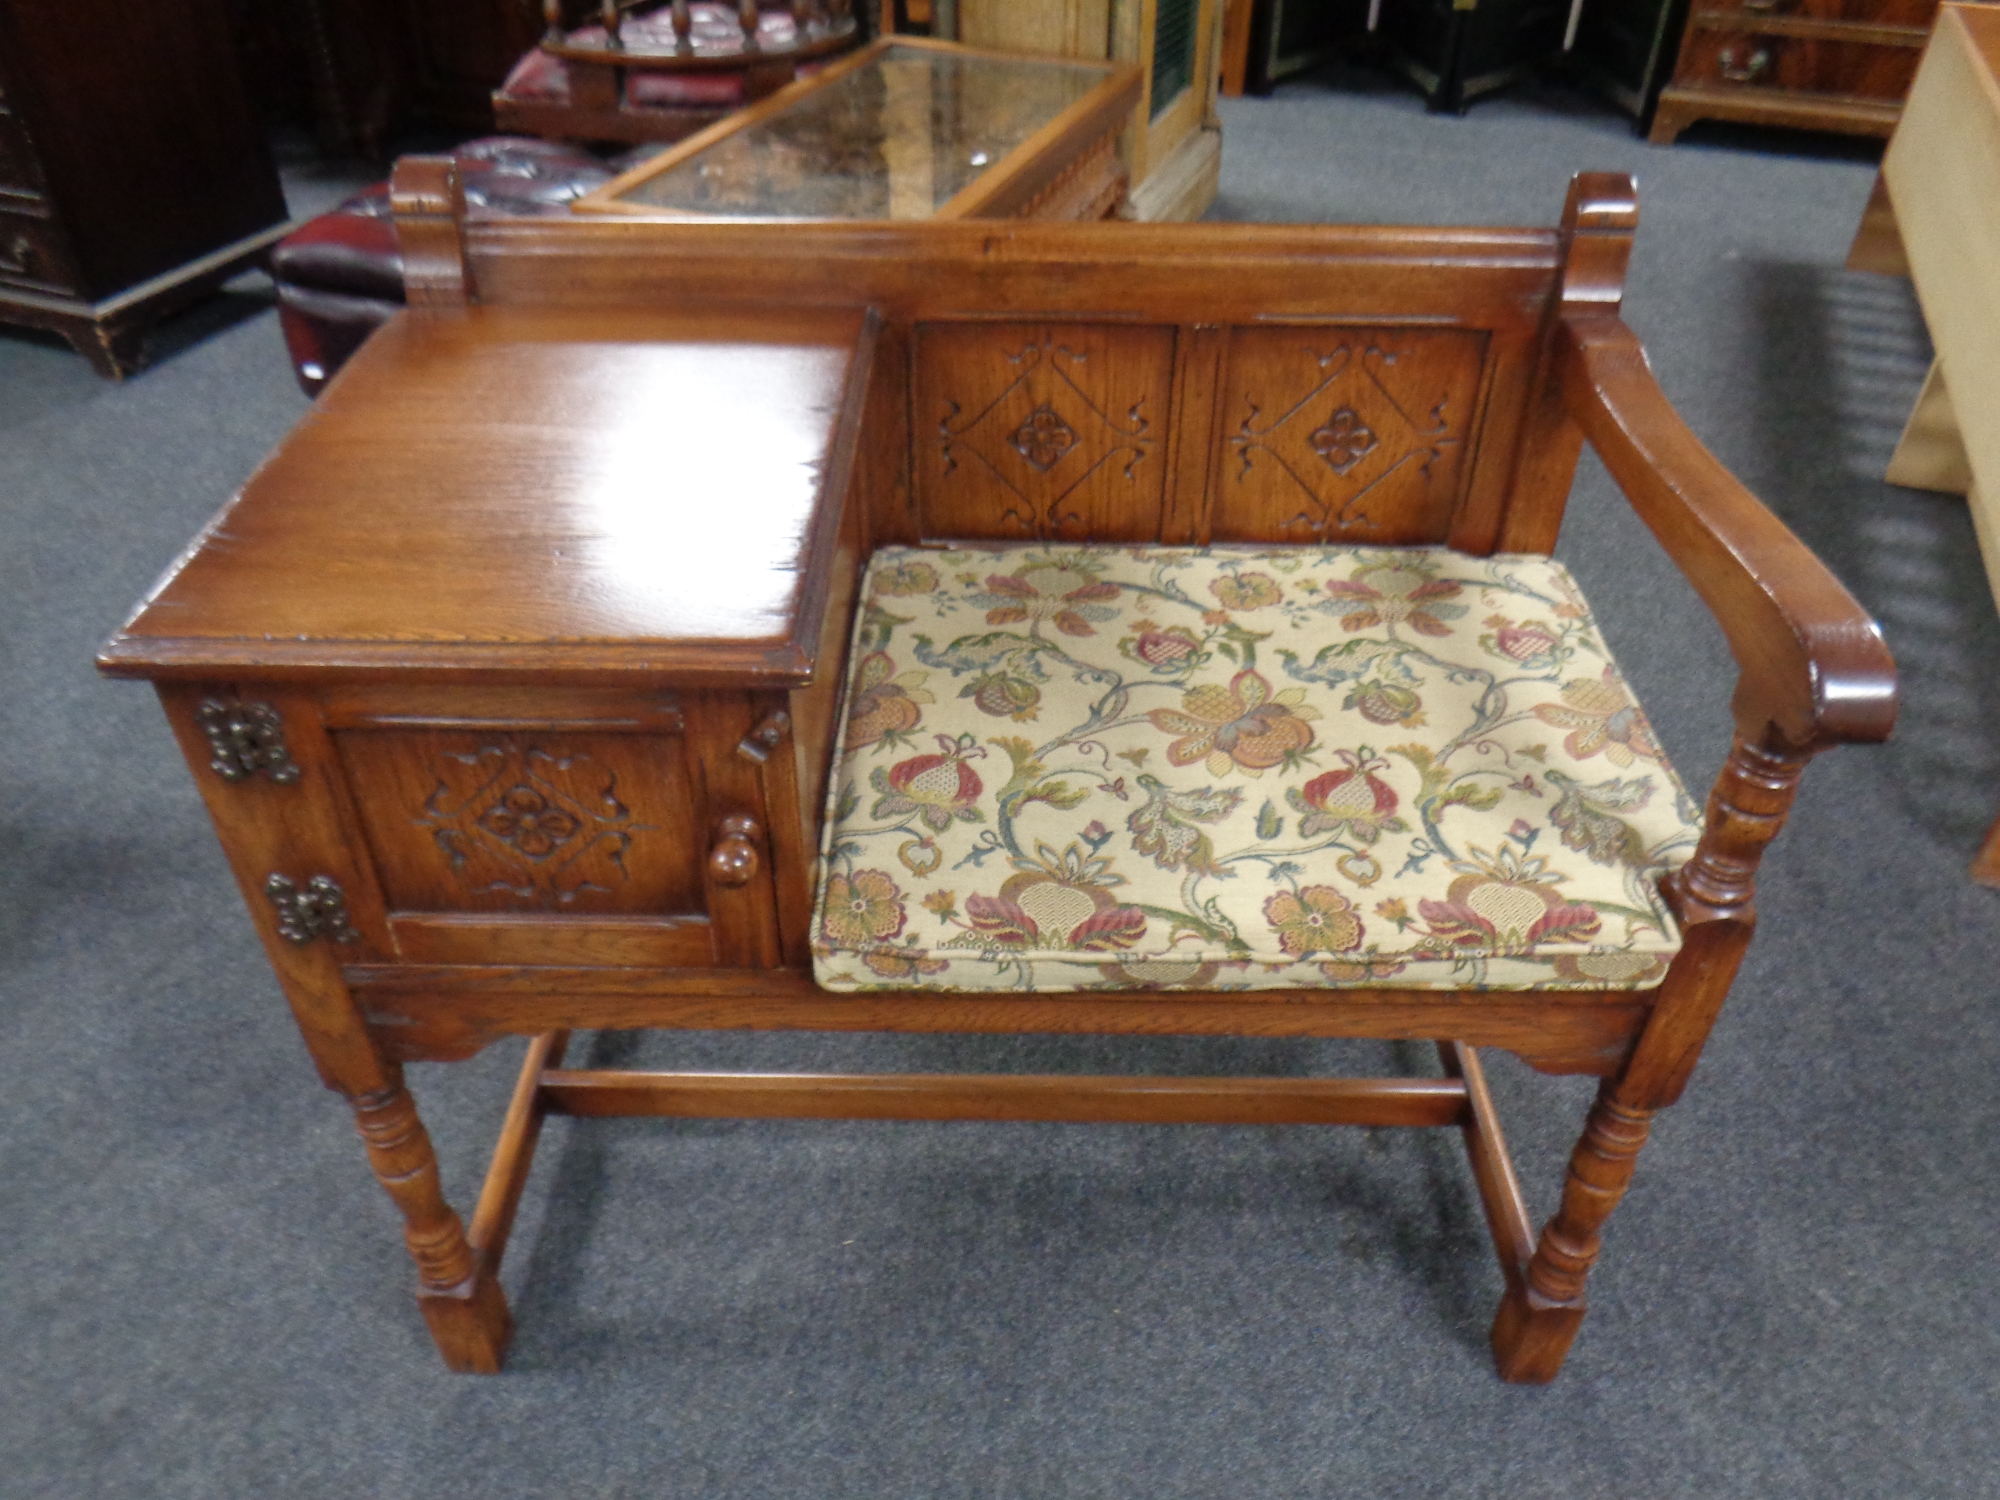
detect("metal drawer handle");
top-left (1718, 46), bottom-right (1771, 83)
top-left (1741, 0), bottom-right (1790, 11)
top-left (708, 814), bottom-right (763, 887)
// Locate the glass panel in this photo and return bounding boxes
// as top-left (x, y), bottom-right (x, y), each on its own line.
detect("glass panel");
top-left (1151, 0), bottom-right (1198, 118)
top-left (611, 43), bottom-right (1108, 218)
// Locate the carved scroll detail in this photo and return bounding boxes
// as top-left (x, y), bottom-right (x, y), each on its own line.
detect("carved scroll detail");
top-left (264, 873), bottom-right (359, 945)
top-left (199, 698), bottom-right (301, 784)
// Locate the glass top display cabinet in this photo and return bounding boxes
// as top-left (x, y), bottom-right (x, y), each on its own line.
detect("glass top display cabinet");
top-left (572, 37), bottom-right (1143, 219)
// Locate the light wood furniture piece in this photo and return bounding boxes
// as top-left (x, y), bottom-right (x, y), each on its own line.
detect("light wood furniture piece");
top-left (1854, 4), bottom-right (2000, 883)
top-left (892, 0), bottom-right (1221, 221)
top-left (0, 0), bottom-right (290, 377)
top-left (1649, 0), bottom-right (1950, 145)
top-left (99, 164), bottom-right (1896, 1382)
top-left (573, 38), bottom-right (1141, 220)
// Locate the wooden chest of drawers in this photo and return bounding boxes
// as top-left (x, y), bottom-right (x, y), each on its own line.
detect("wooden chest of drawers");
top-left (1649, 0), bottom-right (1945, 142)
top-left (0, 0), bottom-right (290, 376)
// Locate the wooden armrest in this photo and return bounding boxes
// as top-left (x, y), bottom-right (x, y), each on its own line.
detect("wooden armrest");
top-left (1560, 313), bottom-right (1897, 751)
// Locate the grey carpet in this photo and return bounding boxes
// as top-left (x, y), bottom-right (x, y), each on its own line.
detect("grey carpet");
top-left (4, 66), bottom-right (1997, 1498)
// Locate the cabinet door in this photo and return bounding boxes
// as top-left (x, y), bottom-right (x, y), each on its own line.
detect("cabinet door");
top-left (321, 687), bottom-right (785, 968)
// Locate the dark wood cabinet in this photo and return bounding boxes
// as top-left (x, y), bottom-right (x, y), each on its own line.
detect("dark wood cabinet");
top-left (1568, 0), bottom-right (1690, 128)
top-left (1648, 0), bottom-right (1948, 143)
top-left (1374, 0), bottom-right (1575, 112)
top-left (0, 0), bottom-right (289, 377)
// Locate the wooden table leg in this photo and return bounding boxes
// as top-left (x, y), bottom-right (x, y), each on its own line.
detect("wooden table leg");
top-left (1886, 360), bottom-right (1973, 495)
top-left (348, 1068), bottom-right (513, 1373)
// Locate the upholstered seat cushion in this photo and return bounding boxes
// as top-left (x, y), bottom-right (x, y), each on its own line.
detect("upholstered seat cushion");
top-left (811, 545), bottom-right (1704, 993)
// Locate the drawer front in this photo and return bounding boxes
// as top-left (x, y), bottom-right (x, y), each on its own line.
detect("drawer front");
top-left (1692, 1), bottom-right (1938, 25)
top-left (1674, 28), bottom-right (1921, 99)
top-left (0, 205), bottom-right (81, 295)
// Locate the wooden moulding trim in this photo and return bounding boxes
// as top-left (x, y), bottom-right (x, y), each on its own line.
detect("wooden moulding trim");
top-left (464, 221), bottom-right (1564, 327)
top-left (349, 968), bottom-right (1654, 1076)
top-left (536, 1068), bottom-right (1472, 1126)
top-left (1561, 313), bottom-right (1898, 750)
top-left (1686, 13), bottom-right (1930, 47)
top-left (1653, 86), bottom-right (1903, 131)
top-left (94, 634), bottom-right (820, 685)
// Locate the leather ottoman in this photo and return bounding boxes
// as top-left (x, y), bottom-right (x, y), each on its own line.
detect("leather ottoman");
top-left (271, 137), bottom-right (614, 396)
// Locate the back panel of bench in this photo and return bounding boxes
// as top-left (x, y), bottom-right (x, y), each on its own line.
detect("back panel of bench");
top-left (463, 217), bottom-right (1573, 553)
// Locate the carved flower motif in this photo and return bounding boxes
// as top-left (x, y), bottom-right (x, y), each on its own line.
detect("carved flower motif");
top-left (1311, 407), bottom-right (1379, 474)
top-left (1208, 571), bottom-right (1283, 611)
top-left (872, 558), bottom-right (940, 596)
top-left (844, 651), bottom-right (934, 751)
top-left (1011, 404), bottom-right (1079, 471)
top-left (1288, 748), bottom-right (1404, 843)
top-left (821, 869), bottom-right (908, 950)
top-left (961, 844), bottom-right (1146, 952)
top-left (1263, 885), bottom-right (1364, 957)
top-left (870, 732), bottom-right (987, 832)
top-left (1320, 558), bottom-right (1467, 637)
top-left (478, 786), bottom-right (577, 858)
top-left (1532, 667), bottom-right (1662, 767)
top-left (1146, 668), bottom-right (1319, 777)
top-left (975, 558), bottom-right (1121, 637)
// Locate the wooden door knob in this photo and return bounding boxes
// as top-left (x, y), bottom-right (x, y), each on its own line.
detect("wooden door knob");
top-left (708, 814), bottom-right (763, 886)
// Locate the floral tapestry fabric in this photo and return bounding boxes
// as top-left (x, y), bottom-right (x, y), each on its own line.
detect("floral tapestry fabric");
top-left (812, 545), bottom-right (1703, 994)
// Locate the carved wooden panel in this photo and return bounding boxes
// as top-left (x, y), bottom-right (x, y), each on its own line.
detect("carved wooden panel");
top-left (912, 321), bottom-right (1175, 542)
top-left (1212, 327), bottom-right (1489, 545)
top-left (334, 729), bottom-right (705, 917)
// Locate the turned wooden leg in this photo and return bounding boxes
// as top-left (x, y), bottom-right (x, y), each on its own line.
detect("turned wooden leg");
top-left (1491, 1081), bottom-right (1655, 1382)
top-left (348, 1069), bottom-right (513, 1373)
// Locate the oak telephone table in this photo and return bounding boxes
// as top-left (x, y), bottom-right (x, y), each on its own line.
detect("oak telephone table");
top-left (100, 161), bottom-right (1895, 1383)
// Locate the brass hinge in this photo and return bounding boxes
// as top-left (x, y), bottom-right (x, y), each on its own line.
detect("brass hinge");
top-left (265, 874), bottom-right (359, 945)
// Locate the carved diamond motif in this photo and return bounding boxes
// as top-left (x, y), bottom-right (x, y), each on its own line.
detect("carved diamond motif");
top-left (1310, 407), bottom-right (1378, 475)
top-left (1010, 404), bottom-right (1078, 472)
top-left (1227, 340), bottom-right (1460, 537)
top-left (413, 742), bottom-right (648, 907)
top-left (477, 785), bottom-right (579, 859)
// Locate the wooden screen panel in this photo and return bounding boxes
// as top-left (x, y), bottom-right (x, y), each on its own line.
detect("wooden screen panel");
top-left (1210, 325), bottom-right (1490, 545)
top-left (912, 321), bottom-right (1175, 542)
top-left (333, 729), bottom-right (705, 918)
